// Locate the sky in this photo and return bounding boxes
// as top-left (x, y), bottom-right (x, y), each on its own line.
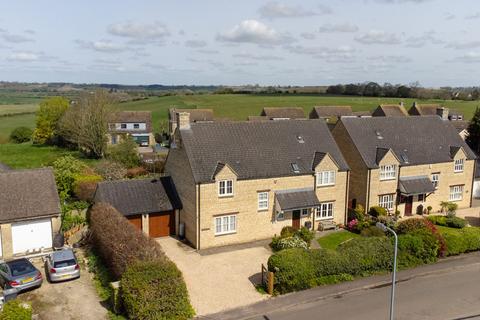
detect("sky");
top-left (0, 0), bottom-right (480, 87)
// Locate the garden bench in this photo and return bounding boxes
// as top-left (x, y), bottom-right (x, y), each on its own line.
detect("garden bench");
top-left (318, 220), bottom-right (337, 231)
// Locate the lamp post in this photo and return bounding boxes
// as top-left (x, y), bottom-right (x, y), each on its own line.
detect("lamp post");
top-left (376, 222), bottom-right (398, 320)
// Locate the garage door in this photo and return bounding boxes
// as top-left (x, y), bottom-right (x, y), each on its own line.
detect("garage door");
top-left (127, 215), bottom-right (142, 231)
top-left (149, 212), bottom-right (175, 238)
top-left (12, 219), bottom-right (52, 254)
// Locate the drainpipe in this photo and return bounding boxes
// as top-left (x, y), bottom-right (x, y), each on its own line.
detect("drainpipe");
top-left (366, 169), bottom-right (371, 210)
top-left (196, 183), bottom-right (201, 250)
top-left (395, 166), bottom-right (401, 214)
top-left (344, 170), bottom-right (350, 225)
top-left (470, 160), bottom-right (476, 207)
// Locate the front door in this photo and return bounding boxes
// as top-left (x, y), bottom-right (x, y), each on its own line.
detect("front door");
top-left (404, 196), bottom-right (413, 216)
top-left (292, 210), bottom-right (301, 229)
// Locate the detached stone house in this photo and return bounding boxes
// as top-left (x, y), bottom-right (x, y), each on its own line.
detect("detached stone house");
top-left (168, 108), bottom-right (214, 137)
top-left (309, 106), bottom-right (354, 122)
top-left (0, 168), bottom-right (61, 258)
top-left (94, 177), bottom-right (181, 238)
top-left (165, 114), bottom-right (350, 249)
top-left (107, 111), bottom-right (154, 147)
top-left (260, 107), bottom-right (306, 120)
top-left (409, 104), bottom-right (469, 139)
top-left (372, 103), bottom-right (409, 117)
top-left (332, 116), bottom-right (476, 217)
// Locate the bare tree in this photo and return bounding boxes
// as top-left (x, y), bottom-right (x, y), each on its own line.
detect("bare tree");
top-left (59, 90), bottom-right (115, 158)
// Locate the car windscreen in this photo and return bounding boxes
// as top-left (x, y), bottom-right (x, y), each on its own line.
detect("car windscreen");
top-left (7, 260), bottom-right (36, 277)
top-left (53, 259), bottom-right (76, 268)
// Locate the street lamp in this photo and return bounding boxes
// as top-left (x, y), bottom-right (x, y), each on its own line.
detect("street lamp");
top-left (376, 222), bottom-right (398, 320)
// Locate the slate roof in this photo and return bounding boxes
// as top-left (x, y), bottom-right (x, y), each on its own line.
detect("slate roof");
top-left (169, 108), bottom-right (214, 123)
top-left (177, 120), bottom-right (349, 183)
top-left (275, 189), bottom-right (321, 211)
top-left (94, 177), bottom-right (181, 216)
top-left (398, 176), bottom-right (436, 195)
top-left (340, 116), bottom-right (476, 169)
top-left (247, 116), bottom-right (269, 121)
top-left (450, 120), bottom-right (469, 133)
top-left (408, 104), bottom-right (441, 116)
top-left (0, 162), bottom-right (11, 172)
top-left (109, 111), bottom-right (152, 133)
top-left (372, 104), bottom-right (408, 117)
top-left (309, 106), bottom-right (353, 119)
top-left (261, 107), bottom-right (306, 119)
top-left (0, 168), bottom-right (61, 223)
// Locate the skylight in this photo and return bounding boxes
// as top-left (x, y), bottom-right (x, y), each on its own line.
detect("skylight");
top-left (291, 163), bottom-right (300, 173)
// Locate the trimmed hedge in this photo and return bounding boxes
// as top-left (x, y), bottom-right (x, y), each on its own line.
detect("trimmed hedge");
top-left (439, 227), bottom-right (480, 256)
top-left (89, 203), bottom-right (165, 279)
top-left (427, 215), bottom-right (467, 229)
top-left (121, 260), bottom-right (195, 320)
top-left (397, 231), bottom-right (439, 268)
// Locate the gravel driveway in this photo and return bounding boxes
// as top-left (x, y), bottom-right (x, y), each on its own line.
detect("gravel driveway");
top-left (18, 250), bottom-right (107, 320)
top-left (157, 237), bottom-right (271, 316)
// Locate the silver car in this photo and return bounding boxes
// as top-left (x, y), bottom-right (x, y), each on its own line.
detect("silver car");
top-left (45, 249), bottom-right (80, 282)
top-left (0, 258), bottom-right (43, 292)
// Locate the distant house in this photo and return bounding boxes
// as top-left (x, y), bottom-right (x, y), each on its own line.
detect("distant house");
top-left (0, 162), bottom-right (10, 172)
top-left (168, 108), bottom-right (214, 137)
top-left (107, 111), bottom-right (154, 147)
top-left (309, 106), bottom-right (353, 121)
top-left (408, 103), bottom-right (464, 121)
top-left (94, 176), bottom-right (181, 238)
top-left (372, 104), bottom-right (409, 117)
top-left (260, 107), bottom-right (306, 120)
top-left (0, 168), bottom-right (61, 258)
top-left (451, 121), bottom-right (470, 140)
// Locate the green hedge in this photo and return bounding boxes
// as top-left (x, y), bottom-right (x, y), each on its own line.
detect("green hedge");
top-left (397, 231), bottom-right (439, 268)
top-left (0, 300), bottom-right (32, 320)
top-left (439, 227), bottom-right (480, 256)
top-left (427, 216), bottom-right (467, 229)
top-left (121, 260), bottom-right (195, 320)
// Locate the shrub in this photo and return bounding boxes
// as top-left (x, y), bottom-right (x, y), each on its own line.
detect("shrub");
top-left (440, 227), bottom-right (480, 256)
top-left (94, 160), bottom-right (127, 180)
top-left (280, 226), bottom-right (296, 238)
top-left (9, 126), bottom-right (32, 143)
top-left (52, 155), bottom-right (87, 200)
top-left (126, 166), bottom-right (148, 178)
top-left (121, 260), bottom-right (195, 320)
top-left (427, 216), bottom-right (466, 229)
top-left (0, 300), bottom-right (32, 320)
top-left (397, 231), bottom-right (439, 268)
top-left (295, 227), bottom-right (314, 245)
top-left (106, 136), bottom-right (140, 168)
top-left (73, 174), bottom-right (103, 201)
top-left (348, 205), bottom-right (366, 222)
top-left (275, 236), bottom-right (308, 251)
top-left (368, 206), bottom-right (387, 218)
top-left (89, 203), bottom-right (165, 279)
top-left (347, 219), bottom-right (358, 232)
top-left (360, 226), bottom-right (385, 237)
top-left (395, 218), bottom-right (428, 234)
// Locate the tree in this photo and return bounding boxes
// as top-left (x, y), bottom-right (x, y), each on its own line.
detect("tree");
top-left (59, 90), bottom-right (115, 158)
top-left (9, 126), bottom-right (33, 143)
top-left (32, 97), bottom-right (69, 144)
top-left (106, 135), bottom-right (140, 168)
top-left (466, 107), bottom-right (480, 154)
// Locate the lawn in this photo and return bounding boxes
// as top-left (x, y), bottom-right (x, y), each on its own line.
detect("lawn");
top-left (0, 104), bottom-right (38, 116)
top-left (317, 230), bottom-right (360, 250)
top-left (0, 143), bottom-right (98, 169)
top-left (0, 113), bottom-right (37, 143)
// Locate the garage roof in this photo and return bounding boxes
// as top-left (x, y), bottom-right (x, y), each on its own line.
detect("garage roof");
top-left (0, 168), bottom-right (61, 223)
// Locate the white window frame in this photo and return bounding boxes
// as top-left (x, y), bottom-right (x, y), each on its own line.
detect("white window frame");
top-left (449, 185), bottom-right (464, 201)
top-left (316, 170), bottom-right (336, 186)
top-left (316, 202), bottom-right (334, 220)
top-left (214, 215), bottom-right (237, 235)
top-left (133, 123), bottom-right (140, 129)
top-left (379, 194), bottom-right (395, 211)
top-left (454, 159), bottom-right (464, 173)
top-left (218, 180), bottom-right (234, 197)
top-left (276, 211), bottom-right (285, 221)
top-left (301, 208), bottom-right (309, 217)
top-left (257, 192), bottom-right (269, 211)
top-left (431, 173), bottom-right (439, 189)
top-left (380, 165), bottom-right (396, 181)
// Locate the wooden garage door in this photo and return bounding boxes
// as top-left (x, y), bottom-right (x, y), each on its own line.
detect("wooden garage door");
top-left (127, 215), bottom-right (142, 231)
top-left (149, 211), bottom-right (175, 238)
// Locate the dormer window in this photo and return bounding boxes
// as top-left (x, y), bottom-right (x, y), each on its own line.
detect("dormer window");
top-left (454, 159), bottom-right (464, 172)
top-left (121, 123), bottom-right (127, 129)
top-left (133, 123), bottom-right (140, 129)
top-left (316, 171), bottom-right (335, 187)
top-left (218, 180), bottom-right (233, 197)
top-left (380, 165), bottom-right (396, 180)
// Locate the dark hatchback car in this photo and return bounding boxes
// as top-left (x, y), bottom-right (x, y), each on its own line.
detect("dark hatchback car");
top-left (0, 258), bottom-right (43, 291)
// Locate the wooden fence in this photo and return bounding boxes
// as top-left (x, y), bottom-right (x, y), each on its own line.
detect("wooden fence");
top-left (261, 264), bottom-right (274, 295)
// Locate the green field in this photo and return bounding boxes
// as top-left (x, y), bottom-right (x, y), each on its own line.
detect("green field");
top-left (0, 113), bottom-right (36, 143)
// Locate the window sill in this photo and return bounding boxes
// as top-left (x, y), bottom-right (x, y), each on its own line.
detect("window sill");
top-left (257, 209), bottom-right (269, 212)
top-left (379, 178), bottom-right (396, 181)
top-left (317, 184), bottom-right (335, 188)
top-left (316, 217), bottom-right (334, 221)
top-left (218, 195), bottom-right (234, 199)
top-left (454, 171), bottom-right (464, 174)
top-left (215, 231), bottom-right (237, 236)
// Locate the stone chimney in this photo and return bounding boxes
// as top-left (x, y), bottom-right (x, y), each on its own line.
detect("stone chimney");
top-left (436, 107), bottom-right (449, 120)
top-left (177, 112), bottom-right (191, 130)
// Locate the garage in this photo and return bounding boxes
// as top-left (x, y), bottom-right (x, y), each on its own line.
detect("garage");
top-left (149, 211), bottom-right (175, 238)
top-left (12, 219), bottom-right (53, 254)
top-left (127, 215), bottom-right (143, 231)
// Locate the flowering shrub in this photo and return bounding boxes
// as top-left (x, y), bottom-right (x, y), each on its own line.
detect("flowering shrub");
top-left (347, 219), bottom-right (358, 231)
top-left (275, 236), bottom-right (308, 251)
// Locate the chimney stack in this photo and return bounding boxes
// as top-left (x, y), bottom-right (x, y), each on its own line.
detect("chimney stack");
top-left (177, 112), bottom-right (191, 130)
top-left (436, 107), bottom-right (449, 120)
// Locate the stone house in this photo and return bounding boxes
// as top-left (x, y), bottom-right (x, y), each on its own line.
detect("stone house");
top-left (332, 116), bottom-right (476, 217)
top-left (107, 111), bottom-right (155, 147)
top-left (168, 108), bottom-right (214, 137)
top-left (0, 168), bottom-right (61, 258)
top-left (309, 106), bottom-right (354, 123)
top-left (260, 107), bottom-right (306, 120)
top-left (372, 103), bottom-right (409, 117)
top-left (164, 114), bottom-right (350, 249)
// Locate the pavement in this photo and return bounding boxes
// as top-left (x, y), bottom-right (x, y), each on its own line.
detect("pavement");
top-left (208, 252), bottom-right (480, 320)
top-left (157, 237), bottom-right (271, 316)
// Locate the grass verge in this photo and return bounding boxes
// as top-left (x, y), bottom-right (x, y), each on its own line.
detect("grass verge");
top-left (317, 230), bottom-right (360, 250)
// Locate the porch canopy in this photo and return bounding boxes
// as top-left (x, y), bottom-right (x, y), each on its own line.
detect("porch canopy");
top-left (398, 176), bottom-right (435, 196)
top-left (275, 189), bottom-right (321, 211)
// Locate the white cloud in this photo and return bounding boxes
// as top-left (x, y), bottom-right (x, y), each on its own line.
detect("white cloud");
top-left (286, 45), bottom-right (356, 62)
top-left (216, 20), bottom-right (292, 45)
top-left (405, 32), bottom-right (443, 48)
top-left (466, 12), bottom-right (480, 19)
top-left (367, 55), bottom-right (412, 63)
top-left (376, 0), bottom-right (433, 3)
top-left (300, 32), bottom-right (315, 40)
top-left (446, 41), bottom-right (480, 50)
top-left (232, 52), bottom-right (284, 61)
top-left (1, 32), bottom-right (34, 43)
top-left (107, 21), bottom-right (169, 42)
top-left (7, 52), bottom-right (39, 62)
top-left (453, 52), bottom-right (480, 63)
top-left (258, 2), bottom-right (328, 19)
top-left (197, 49), bottom-right (219, 54)
top-left (355, 30), bottom-right (401, 45)
top-left (76, 40), bottom-right (126, 53)
top-left (185, 40), bottom-right (207, 48)
top-left (318, 23), bottom-right (358, 33)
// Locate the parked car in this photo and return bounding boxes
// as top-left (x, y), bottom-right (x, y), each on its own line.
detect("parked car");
top-left (0, 258), bottom-right (42, 291)
top-left (45, 249), bottom-right (80, 282)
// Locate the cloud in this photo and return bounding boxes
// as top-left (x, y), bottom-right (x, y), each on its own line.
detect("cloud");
top-left (376, 0), bottom-right (433, 3)
top-left (216, 20), bottom-right (292, 45)
top-left (196, 49), bottom-right (219, 54)
top-left (453, 52), bottom-right (480, 63)
top-left (1, 32), bottom-right (34, 43)
top-left (24, 29), bottom-right (35, 35)
top-left (444, 13), bottom-right (455, 20)
top-left (367, 55), bottom-right (412, 63)
top-left (286, 45), bottom-right (356, 62)
top-left (107, 21), bottom-right (169, 42)
top-left (7, 52), bottom-right (39, 62)
top-left (185, 40), bottom-right (207, 48)
top-left (258, 2), bottom-right (329, 19)
top-left (355, 30), bottom-right (401, 45)
top-left (466, 12), bottom-right (480, 19)
top-left (232, 53), bottom-right (284, 61)
top-left (76, 39), bottom-right (126, 53)
top-left (318, 23), bottom-right (358, 33)
top-left (300, 32), bottom-right (315, 40)
top-left (446, 41), bottom-right (480, 50)
top-left (405, 32), bottom-right (443, 48)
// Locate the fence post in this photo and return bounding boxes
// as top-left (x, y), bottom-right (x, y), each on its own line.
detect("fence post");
top-left (267, 271), bottom-right (274, 295)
